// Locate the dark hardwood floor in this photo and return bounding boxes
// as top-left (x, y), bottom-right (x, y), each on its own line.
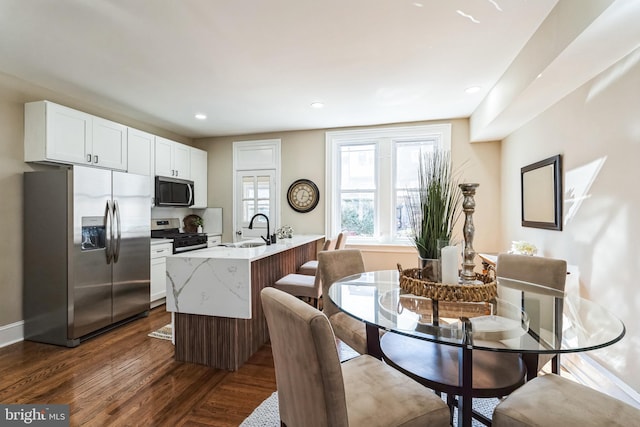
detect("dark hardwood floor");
top-left (0, 305), bottom-right (278, 426)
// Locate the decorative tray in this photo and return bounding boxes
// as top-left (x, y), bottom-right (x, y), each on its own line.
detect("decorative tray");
top-left (397, 264), bottom-right (497, 303)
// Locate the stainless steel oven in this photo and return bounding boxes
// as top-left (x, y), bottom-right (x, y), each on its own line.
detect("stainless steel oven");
top-left (151, 218), bottom-right (207, 253)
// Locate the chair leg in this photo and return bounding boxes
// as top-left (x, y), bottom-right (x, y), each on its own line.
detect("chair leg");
top-left (522, 353), bottom-right (539, 381)
top-left (446, 393), bottom-right (455, 426)
top-left (551, 354), bottom-right (561, 374)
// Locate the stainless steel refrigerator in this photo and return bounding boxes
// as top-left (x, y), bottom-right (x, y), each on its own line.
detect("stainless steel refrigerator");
top-left (23, 166), bottom-right (150, 347)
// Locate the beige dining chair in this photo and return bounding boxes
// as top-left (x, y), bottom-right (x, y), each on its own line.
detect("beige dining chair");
top-left (496, 253), bottom-right (567, 378)
top-left (260, 287), bottom-right (450, 427)
top-left (492, 373), bottom-right (640, 426)
top-left (298, 233), bottom-right (346, 276)
top-left (317, 249), bottom-right (369, 354)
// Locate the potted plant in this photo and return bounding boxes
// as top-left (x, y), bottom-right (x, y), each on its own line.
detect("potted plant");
top-left (406, 149), bottom-right (462, 281)
top-left (194, 217), bottom-right (204, 233)
top-left (183, 215), bottom-right (204, 233)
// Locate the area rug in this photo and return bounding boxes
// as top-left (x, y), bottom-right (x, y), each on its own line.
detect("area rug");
top-left (240, 392), bottom-right (279, 427)
top-left (148, 323), bottom-right (172, 341)
top-left (240, 391), bottom-right (499, 426)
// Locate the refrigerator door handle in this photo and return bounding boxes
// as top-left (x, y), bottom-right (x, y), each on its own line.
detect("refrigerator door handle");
top-left (113, 200), bottom-right (122, 263)
top-left (105, 200), bottom-right (114, 264)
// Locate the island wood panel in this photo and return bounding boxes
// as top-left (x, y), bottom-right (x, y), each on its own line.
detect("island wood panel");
top-left (174, 238), bottom-right (321, 370)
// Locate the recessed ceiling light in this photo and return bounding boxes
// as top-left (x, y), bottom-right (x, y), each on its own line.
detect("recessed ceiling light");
top-left (310, 102), bottom-right (324, 109)
top-left (465, 86), bottom-right (481, 94)
top-left (412, 2), bottom-right (424, 7)
top-left (195, 113), bottom-right (207, 120)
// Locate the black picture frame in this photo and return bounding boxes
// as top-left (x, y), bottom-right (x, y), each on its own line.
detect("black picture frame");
top-left (521, 154), bottom-right (562, 230)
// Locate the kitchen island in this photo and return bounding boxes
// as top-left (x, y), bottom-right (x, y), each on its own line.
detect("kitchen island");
top-left (165, 234), bottom-right (324, 370)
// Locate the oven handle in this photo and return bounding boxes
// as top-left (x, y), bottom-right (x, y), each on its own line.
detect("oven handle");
top-left (173, 242), bottom-right (208, 253)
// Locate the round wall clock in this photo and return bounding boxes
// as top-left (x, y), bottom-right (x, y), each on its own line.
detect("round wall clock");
top-left (287, 179), bottom-right (320, 213)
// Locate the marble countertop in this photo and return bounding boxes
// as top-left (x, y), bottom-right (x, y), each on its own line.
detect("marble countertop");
top-left (165, 234), bottom-right (324, 319)
top-left (168, 234), bottom-right (324, 262)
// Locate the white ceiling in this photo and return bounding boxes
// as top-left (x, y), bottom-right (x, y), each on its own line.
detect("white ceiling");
top-left (0, 0), bottom-right (636, 139)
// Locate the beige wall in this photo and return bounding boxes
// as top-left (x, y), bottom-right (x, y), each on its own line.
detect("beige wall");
top-left (195, 118), bottom-right (502, 270)
top-left (500, 49), bottom-right (640, 391)
top-left (0, 84), bottom-right (34, 326)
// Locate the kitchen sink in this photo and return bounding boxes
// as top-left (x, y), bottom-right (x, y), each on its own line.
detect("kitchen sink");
top-left (236, 241), bottom-right (266, 248)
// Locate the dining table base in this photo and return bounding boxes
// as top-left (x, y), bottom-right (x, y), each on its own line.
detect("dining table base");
top-left (379, 332), bottom-right (526, 427)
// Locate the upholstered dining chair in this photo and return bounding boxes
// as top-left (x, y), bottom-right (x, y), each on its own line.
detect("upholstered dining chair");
top-left (317, 249), bottom-right (368, 354)
top-left (492, 373), bottom-right (640, 426)
top-left (496, 253), bottom-right (567, 379)
top-left (260, 287), bottom-right (450, 427)
top-left (298, 233), bottom-right (345, 276)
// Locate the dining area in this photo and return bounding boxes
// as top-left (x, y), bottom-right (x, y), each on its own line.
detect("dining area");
top-left (261, 245), bottom-right (637, 427)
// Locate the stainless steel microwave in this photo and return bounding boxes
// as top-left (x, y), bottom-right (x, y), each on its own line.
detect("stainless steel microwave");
top-left (154, 176), bottom-right (195, 207)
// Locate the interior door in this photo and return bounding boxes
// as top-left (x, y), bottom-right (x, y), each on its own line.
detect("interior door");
top-left (235, 170), bottom-right (276, 241)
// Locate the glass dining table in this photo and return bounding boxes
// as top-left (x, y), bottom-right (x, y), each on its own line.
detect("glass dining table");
top-left (327, 270), bottom-right (626, 427)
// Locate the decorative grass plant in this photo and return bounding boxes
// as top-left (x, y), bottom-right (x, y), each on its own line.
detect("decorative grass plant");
top-left (406, 150), bottom-right (463, 260)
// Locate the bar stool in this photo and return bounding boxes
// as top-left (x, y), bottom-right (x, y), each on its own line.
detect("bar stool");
top-left (272, 239), bottom-right (333, 308)
top-left (298, 233), bottom-right (345, 276)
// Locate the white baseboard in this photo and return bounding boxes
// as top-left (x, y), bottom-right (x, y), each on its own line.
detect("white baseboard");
top-left (563, 353), bottom-right (640, 409)
top-left (0, 320), bottom-right (24, 348)
top-left (150, 297), bottom-right (166, 309)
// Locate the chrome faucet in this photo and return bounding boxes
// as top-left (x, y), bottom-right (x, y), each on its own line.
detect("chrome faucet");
top-left (248, 213), bottom-right (276, 245)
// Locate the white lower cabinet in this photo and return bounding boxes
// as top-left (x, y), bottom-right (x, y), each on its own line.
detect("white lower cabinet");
top-left (150, 242), bottom-right (172, 307)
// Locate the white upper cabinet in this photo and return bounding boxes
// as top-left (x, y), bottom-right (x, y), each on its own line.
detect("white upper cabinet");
top-left (154, 136), bottom-right (190, 179)
top-left (190, 147), bottom-right (208, 208)
top-left (127, 128), bottom-right (154, 176)
top-left (91, 116), bottom-right (127, 170)
top-left (24, 101), bottom-right (207, 192)
top-left (24, 101), bottom-right (127, 171)
top-left (25, 101), bottom-right (91, 165)
top-left (127, 128), bottom-right (155, 204)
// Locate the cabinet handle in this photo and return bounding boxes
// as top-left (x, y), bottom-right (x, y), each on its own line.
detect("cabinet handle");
top-left (93, 155), bottom-right (99, 164)
top-left (87, 154), bottom-right (92, 163)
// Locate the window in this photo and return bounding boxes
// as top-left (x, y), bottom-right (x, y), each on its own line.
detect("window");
top-left (326, 124), bottom-right (451, 245)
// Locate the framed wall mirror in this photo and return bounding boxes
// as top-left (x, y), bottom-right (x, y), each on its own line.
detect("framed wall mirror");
top-left (521, 154), bottom-right (562, 230)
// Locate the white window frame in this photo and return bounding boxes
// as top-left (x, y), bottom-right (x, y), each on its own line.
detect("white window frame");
top-left (325, 124), bottom-right (451, 245)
